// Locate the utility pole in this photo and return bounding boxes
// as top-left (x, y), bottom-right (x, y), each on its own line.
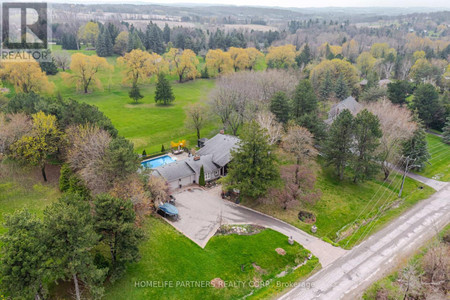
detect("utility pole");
top-left (398, 156), bottom-right (419, 197)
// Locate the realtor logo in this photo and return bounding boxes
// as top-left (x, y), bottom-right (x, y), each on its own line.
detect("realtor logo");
top-left (1, 2), bottom-right (51, 61)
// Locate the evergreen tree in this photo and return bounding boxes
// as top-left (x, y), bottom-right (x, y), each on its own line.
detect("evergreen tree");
top-left (163, 23), bottom-right (171, 43)
top-left (62, 33), bottom-right (78, 50)
top-left (129, 82), bottom-right (143, 103)
top-left (295, 43), bottom-right (312, 68)
top-left (387, 80), bottom-right (414, 105)
top-left (402, 117), bottom-right (430, 170)
top-left (94, 195), bottom-right (143, 280)
top-left (44, 194), bottom-right (106, 300)
top-left (323, 109), bottom-right (354, 180)
top-left (334, 73), bottom-right (350, 100)
top-left (319, 70), bottom-right (333, 100)
top-left (39, 49), bottom-right (58, 75)
top-left (154, 73), bottom-right (175, 105)
top-left (0, 210), bottom-right (50, 300)
top-left (127, 28), bottom-right (144, 52)
top-left (270, 91), bottom-right (291, 124)
top-left (224, 121), bottom-right (279, 199)
top-left (199, 165), bottom-right (206, 186)
top-left (146, 23), bottom-right (165, 54)
top-left (96, 29), bottom-right (107, 57)
top-left (292, 79), bottom-right (318, 120)
top-left (412, 84), bottom-right (441, 129)
top-left (161, 144), bottom-right (165, 152)
top-left (104, 27), bottom-right (113, 56)
top-left (443, 116), bottom-right (450, 144)
top-left (351, 109), bottom-right (382, 183)
top-left (142, 149), bottom-right (147, 157)
top-left (366, 71), bottom-right (379, 89)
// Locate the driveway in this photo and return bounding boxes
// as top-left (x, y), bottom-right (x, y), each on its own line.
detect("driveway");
top-left (166, 186), bottom-right (347, 267)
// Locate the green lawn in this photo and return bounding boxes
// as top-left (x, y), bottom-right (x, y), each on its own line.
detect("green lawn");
top-left (104, 217), bottom-right (319, 300)
top-left (416, 133), bottom-right (450, 181)
top-left (49, 58), bottom-right (219, 154)
top-left (242, 165), bottom-right (435, 249)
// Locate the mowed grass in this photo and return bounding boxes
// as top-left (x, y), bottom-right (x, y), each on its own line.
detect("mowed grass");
top-left (105, 217), bottom-right (319, 300)
top-left (243, 165), bottom-right (435, 249)
top-left (49, 57), bottom-right (218, 154)
top-left (416, 133), bottom-right (450, 181)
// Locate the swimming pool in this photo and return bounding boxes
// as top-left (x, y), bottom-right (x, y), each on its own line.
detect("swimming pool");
top-left (141, 155), bottom-right (175, 169)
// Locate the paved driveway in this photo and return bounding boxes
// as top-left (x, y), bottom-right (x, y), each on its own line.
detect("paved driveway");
top-left (166, 186), bottom-right (347, 267)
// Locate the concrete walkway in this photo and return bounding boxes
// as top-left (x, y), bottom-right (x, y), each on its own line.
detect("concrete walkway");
top-left (167, 186), bottom-right (347, 267)
top-left (389, 163), bottom-right (448, 191)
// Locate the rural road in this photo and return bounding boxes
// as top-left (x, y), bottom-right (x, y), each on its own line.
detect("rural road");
top-left (278, 182), bottom-right (450, 300)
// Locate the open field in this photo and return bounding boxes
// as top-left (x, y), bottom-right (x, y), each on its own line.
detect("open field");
top-left (49, 56), bottom-right (219, 154)
top-left (416, 133), bottom-right (450, 181)
top-left (104, 217), bottom-right (319, 300)
top-left (243, 165), bottom-right (435, 249)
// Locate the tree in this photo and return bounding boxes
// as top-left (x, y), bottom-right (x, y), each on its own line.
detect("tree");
top-left (11, 112), bottom-right (62, 181)
top-left (44, 194), bottom-right (106, 300)
top-left (185, 103), bottom-right (207, 139)
top-left (63, 53), bottom-right (112, 93)
top-left (62, 33), bottom-right (78, 50)
top-left (129, 82), bottom-right (143, 103)
top-left (266, 44), bottom-right (297, 69)
top-left (228, 47), bottom-right (250, 71)
top-left (78, 21), bottom-right (99, 47)
top-left (282, 124), bottom-right (318, 165)
top-left (351, 109), bottom-right (382, 183)
top-left (154, 73), bottom-right (175, 105)
top-left (53, 50), bottom-right (71, 71)
top-left (0, 210), bottom-right (50, 300)
top-left (356, 52), bottom-right (376, 77)
top-left (199, 165), bottom-right (206, 186)
top-left (295, 43), bottom-right (312, 70)
top-left (163, 23), bottom-right (171, 43)
top-left (366, 99), bottom-right (417, 179)
top-left (0, 61), bottom-right (54, 94)
top-left (402, 118), bottom-right (430, 170)
top-left (443, 116), bottom-right (450, 144)
top-left (118, 49), bottom-right (166, 87)
top-left (255, 111), bottom-right (283, 145)
top-left (270, 91), bottom-right (291, 124)
top-left (0, 112), bottom-right (31, 155)
top-left (165, 48), bottom-right (200, 82)
top-left (224, 121), bottom-right (279, 199)
top-left (102, 136), bottom-right (140, 184)
top-left (39, 49), bottom-right (59, 75)
top-left (334, 73), bottom-right (350, 100)
top-left (292, 79), bottom-right (318, 120)
top-left (96, 27), bottom-right (113, 57)
top-left (310, 58), bottom-right (359, 95)
top-left (412, 84), bottom-right (442, 129)
top-left (387, 80), bottom-right (414, 105)
top-left (270, 165), bottom-right (321, 210)
top-left (113, 31), bottom-right (129, 55)
top-left (127, 29), bottom-right (145, 52)
top-left (323, 109), bottom-right (354, 180)
top-left (205, 49), bottom-right (233, 76)
top-left (94, 194), bottom-right (142, 279)
top-left (319, 70), bottom-right (333, 100)
top-left (245, 47), bottom-right (263, 70)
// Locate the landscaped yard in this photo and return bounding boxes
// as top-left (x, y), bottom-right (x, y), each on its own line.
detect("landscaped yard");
top-left (48, 56), bottom-right (218, 154)
top-left (242, 165), bottom-right (435, 249)
top-left (104, 217), bottom-right (319, 300)
top-left (416, 133), bottom-right (450, 181)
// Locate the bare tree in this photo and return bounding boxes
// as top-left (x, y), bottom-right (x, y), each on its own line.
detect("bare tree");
top-left (398, 263), bottom-right (423, 300)
top-left (281, 124), bottom-right (318, 165)
top-left (65, 124), bottom-right (112, 194)
top-left (255, 111), bottom-right (283, 145)
top-left (365, 99), bottom-right (417, 179)
top-left (53, 51), bottom-right (71, 71)
top-left (0, 113), bottom-right (32, 155)
top-left (185, 104), bottom-right (208, 140)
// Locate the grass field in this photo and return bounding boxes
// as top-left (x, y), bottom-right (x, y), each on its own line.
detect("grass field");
top-left (104, 217), bottom-right (319, 300)
top-left (243, 165), bottom-right (435, 249)
top-left (49, 55), bottom-right (219, 154)
top-left (416, 133), bottom-right (450, 181)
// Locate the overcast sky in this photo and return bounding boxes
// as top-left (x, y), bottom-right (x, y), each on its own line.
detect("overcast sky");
top-left (145, 0), bottom-right (450, 8)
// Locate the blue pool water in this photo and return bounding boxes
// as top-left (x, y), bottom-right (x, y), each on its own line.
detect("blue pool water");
top-left (141, 155), bottom-right (175, 169)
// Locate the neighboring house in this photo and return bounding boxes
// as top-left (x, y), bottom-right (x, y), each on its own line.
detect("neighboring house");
top-left (324, 96), bottom-right (363, 125)
top-left (152, 133), bottom-right (240, 189)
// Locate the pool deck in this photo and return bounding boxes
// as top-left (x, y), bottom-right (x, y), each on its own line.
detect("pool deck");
top-left (141, 151), bottom-right (189, 164)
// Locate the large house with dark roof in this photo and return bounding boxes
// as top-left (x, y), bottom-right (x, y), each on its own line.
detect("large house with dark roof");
top-left (152, 133), bottom-right (240, 190)
top-left (324, 96), bottom-right (363, 125)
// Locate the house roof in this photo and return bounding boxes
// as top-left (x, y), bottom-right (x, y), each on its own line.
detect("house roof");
top-left (325, 96), bottom-right (363, 125)
top-left (152, 159), bottom-right (195, 182)
top-left (197, 133), bottom-right (240, 167)
top-left (185, 154), bottom-right (218, 174)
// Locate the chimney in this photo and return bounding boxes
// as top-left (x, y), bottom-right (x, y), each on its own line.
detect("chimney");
top-left (194, 155), bottom-right (200, 161)
top-left (219, 129), bottom-right (225, 134)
